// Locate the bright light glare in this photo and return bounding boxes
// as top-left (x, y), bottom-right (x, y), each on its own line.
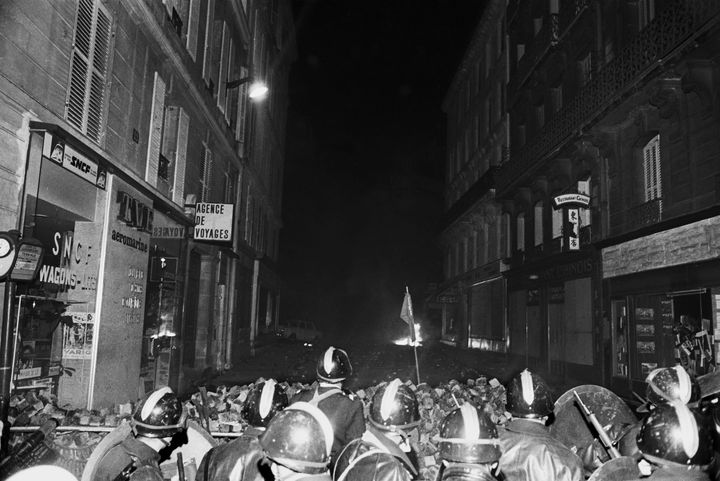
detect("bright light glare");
top-left (392, 323), bottom-right (422, 347)
top-left (248, 81), bottom-right (269, 100)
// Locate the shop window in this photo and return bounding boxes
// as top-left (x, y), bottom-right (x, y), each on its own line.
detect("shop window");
top-left (642, 134), bottom-right (662, 209)
top-left (534, 201), bottom-right (543, 247)
top-left (611, 299), bottom-right (629, 377)
top-left (552, 206), bottom-right (563, 248)
top-left (66, 0), bottom-right (112, 143)
top-left (516, 213), bottom-right (525, 252)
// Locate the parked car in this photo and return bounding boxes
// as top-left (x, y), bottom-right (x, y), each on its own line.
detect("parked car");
top-left (276, 319), bottom-right (322, 342)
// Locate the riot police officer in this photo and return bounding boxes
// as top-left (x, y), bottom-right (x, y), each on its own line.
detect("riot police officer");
top-left (498, 369), bottom-right (583, 481)
top-left (633, 401), bottom-right (714, 480)
top-left (435, 403), bottom-right (503, 481)
top-left (333, 378), bottom-right (420, 481)
top-left (292, 346), bottom-right (365, 465)
top-left (197, 379), bottom-right (288, 481)
top-left (645, 365), bottom-right (697, 408)
top-left (259, 401), bottom-right (335, 480)
top-left (94, 386), bottom-right (187, 481)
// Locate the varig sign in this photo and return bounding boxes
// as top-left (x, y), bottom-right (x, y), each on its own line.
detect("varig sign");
top-left (553, 193), bottom-right (590, 209)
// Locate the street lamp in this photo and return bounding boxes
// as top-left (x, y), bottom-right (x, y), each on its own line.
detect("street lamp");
top-left (226, 77), bottom-right (269, 101)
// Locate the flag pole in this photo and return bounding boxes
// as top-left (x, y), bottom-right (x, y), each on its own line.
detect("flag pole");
top-left (405, 286), bottom-right (421, 385)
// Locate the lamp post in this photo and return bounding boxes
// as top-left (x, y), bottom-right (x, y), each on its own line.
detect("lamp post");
top-left (226, 77), bottom-right (269, 101)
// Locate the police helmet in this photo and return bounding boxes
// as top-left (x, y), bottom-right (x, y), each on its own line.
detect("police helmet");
top-left (645, 365), bottom-right (696, 406)
top-left (242, 379), bottom-right (288, 428)
top-left (636, 401), bottom-right (714, 469)
top-left (437, 403), bottom-right (501, 464)
top-left (506, 369), bottom-right (554, 419)
top-left (316, 346), bottom-right (352, 382)
top-left (259, 402), bottom-right (333, 474)
top-left (369, 378), bottom-right (421, 432)
top-left (131, 386), bottom-right (186, 438)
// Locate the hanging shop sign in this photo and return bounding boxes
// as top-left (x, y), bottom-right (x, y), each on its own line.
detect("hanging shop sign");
top-left (193, 203), bottom-right (234, 241)
top-left (568, 208), bottom-right (580, 251)
top-left (43, 133), bottom-right (107, 189)
top-left (553, 193), bottom-right (590, 209)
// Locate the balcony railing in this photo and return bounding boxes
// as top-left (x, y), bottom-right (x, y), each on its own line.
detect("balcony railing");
top-left (611, 198), bottom-right (663, 236)
top-left (498, 0), bottom-right (720, 194)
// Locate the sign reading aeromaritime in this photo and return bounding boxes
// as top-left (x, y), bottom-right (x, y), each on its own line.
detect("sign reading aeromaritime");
top-left (194, 203), bottom-right (234, 241)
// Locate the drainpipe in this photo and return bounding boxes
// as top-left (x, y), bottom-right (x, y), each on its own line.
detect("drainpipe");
top-left (249, 258), bottom-right (260, 356)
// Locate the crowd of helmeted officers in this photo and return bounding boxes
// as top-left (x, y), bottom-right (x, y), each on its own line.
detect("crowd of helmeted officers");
top-left (7, 345), bottom-right (720, 481)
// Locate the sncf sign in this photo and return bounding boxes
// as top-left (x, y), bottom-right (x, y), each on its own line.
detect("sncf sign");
top-left (116, 191), bottom-right (153, 233)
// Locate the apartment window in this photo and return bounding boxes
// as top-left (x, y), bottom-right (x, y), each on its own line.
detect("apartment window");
top-left (578, 177), bottom-right (591, 228)
top-left (146, 72), bottom-right (166, 187)
top-left (186, 0), bottom-right (200, 60)
top-left (517, 44), bottom-right (525, 62)
top-left (202, 0), bottom-right (216, 86)
top-left (534, 202), bottom-right (543, 247)
top-left (516, 213), bottom-right (525, 252)
top-left (578, 52), bottom-right (592, 86)
top-left (224, 167), bottom-right (238, 204)
top-left (458, 240), bottom-right (466, 274)
top-left (157, 106), bottom-right (189, 205)
top-left (468, 233), bottom-right (476, 269)
top-left (533, 17), bottom-right (543, 35)
top-left (552, 205), bottom-right (563, 247)
top-left (551, 85), bottom-right (563, 113)
top-left (66, 0), bottom-right (111, 143)
top-left (638, 0), bottom-right (655, 30)
top-left (643, 134), bottom-right (662, 204)
top-left (217, 22), bottom-right (230, 117)
top-left (536, 104), bottom-right (545, 129)
top-left (200, 143), bottom-right (213, 202)
top-left (503, 213), bottom-right (511, 258)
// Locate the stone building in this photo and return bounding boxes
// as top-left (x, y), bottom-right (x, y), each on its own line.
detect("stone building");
top-left (443, 0), bottom-right (720, 390)
top-left (0, 0), bottom-right (295, 409)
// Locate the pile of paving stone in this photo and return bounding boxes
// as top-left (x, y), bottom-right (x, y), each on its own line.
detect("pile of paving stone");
top-left (7, 376), bottom-right (507, 480)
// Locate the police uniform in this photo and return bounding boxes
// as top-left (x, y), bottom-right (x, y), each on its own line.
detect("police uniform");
top-left (94, 435), bottom-right (164, 481)
top-left (196, 426), bottom-right (266, 481)
top-left (498, 418), bottom-right (583, 481)
top-left (333, 424), bottom-right (416, 481)
top-left (292, 381), bottom-right (365, 462)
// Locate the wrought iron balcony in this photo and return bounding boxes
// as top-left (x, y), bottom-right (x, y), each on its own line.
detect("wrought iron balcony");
top-left (610, 198), bottom-right (663, 236)
top-left (498, 0), bottom-right (720, 195)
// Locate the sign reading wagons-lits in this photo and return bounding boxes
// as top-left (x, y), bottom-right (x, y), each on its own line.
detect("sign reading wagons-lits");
top-left (194, 203), bottom-right (234, 241)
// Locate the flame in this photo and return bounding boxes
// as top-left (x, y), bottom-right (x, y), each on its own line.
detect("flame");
top-left (393, 323), bottom-right (422, 346)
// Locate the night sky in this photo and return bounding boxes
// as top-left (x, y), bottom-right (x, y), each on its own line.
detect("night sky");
top-left (280, 1), bottom-right (484, 342)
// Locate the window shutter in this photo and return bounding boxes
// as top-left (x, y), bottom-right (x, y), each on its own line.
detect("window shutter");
top-left (201, 146), bottom-right (213, 203)
top-left (67, 0), bottom-right (111, 142)
top-left (643, 134), bottom-right (661, 202)
top-left (186, 0), bottom-right (200, 61)
top-left (173, 108), bottom-right (189, 206)
top-left (235, 66), bottom-right (249, 151)
top-left (146, 72), bottom-right (166, 186)
top-left (516, 214), bottom-right (525, 251)
top-left (217, 22), bottom-right (229, 114)
top-left (225, 39), bottom-right (235, 121)
top-left (534, 202), bottom-right (543, 246)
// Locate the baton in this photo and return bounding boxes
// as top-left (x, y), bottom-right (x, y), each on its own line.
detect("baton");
top-left (573, 390), bottom-right (621, 459)
top-left (177, 452), bottom-right (186, 481)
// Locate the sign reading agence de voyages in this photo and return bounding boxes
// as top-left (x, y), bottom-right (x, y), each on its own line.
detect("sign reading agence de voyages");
top-left (194, 203), bottom-right (234, 241)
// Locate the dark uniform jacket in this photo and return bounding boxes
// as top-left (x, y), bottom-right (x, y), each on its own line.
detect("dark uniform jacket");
top-left (333, 424), bottom-right (418, 481)
top-left (498, 418), bottom-right (583, 481)
top-left (292, 382), bottom-right (366, 463)
top-left (196, 426), bottom-right (267, 481)
top-left (94, 435), bottom-right (164, 481)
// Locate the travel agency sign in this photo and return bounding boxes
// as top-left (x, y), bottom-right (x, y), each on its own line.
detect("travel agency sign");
top-left (194, 203), bottom-right (234, 241)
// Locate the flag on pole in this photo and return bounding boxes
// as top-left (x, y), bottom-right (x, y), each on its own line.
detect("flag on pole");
top-left (400, 287), bottom-right (416, 342)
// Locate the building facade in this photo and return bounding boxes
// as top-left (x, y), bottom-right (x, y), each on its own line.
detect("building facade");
top-left (436, 0), bottom-right (509, 352)
top-left (0, 0), bottom-right (294, 409)
top-left (443, 0), bottom-right (720, 390)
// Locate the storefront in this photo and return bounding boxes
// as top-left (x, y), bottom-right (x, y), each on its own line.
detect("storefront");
top-left (603, 217), bottom-right (720, 397)
top-left (466, 261), bottom-right (506, 352)
top-left (506, 253), bottom-right (600, 382)
top-left (9, 124), bottom-right (190, 410)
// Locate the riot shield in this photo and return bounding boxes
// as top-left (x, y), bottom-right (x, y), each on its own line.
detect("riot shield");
top-left (586, 456), bottom-right (640, 481)
top-left (81, 421), bottom-right (132, 481)
top-left (550, 385), bottom-right (636, 459)
top-left (697, 370), bottom-right (720, 400)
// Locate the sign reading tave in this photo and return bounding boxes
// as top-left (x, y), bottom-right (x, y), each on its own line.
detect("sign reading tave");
top-left (194, 203), bottom-right (234, 241)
